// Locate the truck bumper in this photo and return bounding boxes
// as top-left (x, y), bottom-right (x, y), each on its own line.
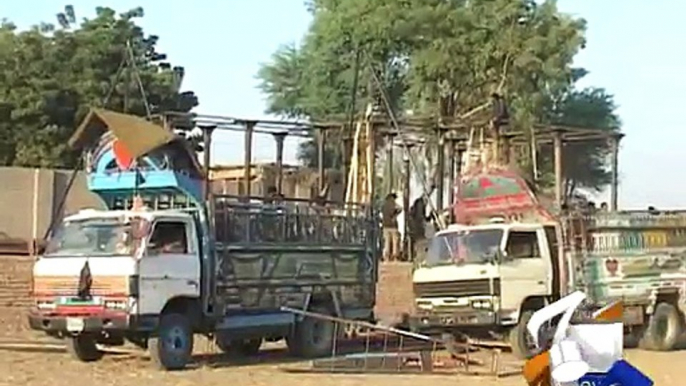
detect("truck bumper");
top-left (28, 313), bottom-right (129, 333)
top-left (409, 310), bottom-right (497, 332)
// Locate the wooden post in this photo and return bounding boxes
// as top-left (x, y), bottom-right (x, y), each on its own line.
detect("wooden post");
top-left (243, 121), bottom-right (256, 198)
top-left (342, 134), bottom-right (352, 194)
top-left (435, 128), bottom-right (447, 211)
top-left (403, 147), bottom-right (412, 261)
top-left (386, 134), bottom-right (396, 194)
top-left (199, 125), bottom-right (216, 201)
top-left (553, 130), bottom-right (563, 209)
top-left (273, 132), bottom-right (287, 195)
top-left (501, 133), bottom-right (512, 165)
top-left (610, 134), bottom-right (622, 212)
top-left (447, 138), bottom-right (456, 207)
top-left (317, 128), bottom-right (326, 193)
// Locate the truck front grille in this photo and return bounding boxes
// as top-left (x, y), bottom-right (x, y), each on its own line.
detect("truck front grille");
top-left (413, 279), bottom-right (500, 298)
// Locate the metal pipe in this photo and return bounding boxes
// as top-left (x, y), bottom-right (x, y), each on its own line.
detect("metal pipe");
top-left (280, 306), bottom-right (435, 342)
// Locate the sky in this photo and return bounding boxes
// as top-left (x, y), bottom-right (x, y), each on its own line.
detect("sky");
top-left (3, 1), bottom-right (684, 209)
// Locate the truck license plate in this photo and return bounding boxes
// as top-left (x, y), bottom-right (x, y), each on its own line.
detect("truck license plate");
top-left (66, 317), bottom-right (84, 332)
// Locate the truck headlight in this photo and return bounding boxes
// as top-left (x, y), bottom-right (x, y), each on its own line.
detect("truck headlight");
top-left (36, 300), bottom-right (56, 310)
top-left (104, 300), bottom-right (128, 310)
top-left (471, 300), bottom-right (493, 310)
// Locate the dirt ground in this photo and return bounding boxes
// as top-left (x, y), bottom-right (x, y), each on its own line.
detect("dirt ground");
top-left (0, 260), bottom-right (684, 385)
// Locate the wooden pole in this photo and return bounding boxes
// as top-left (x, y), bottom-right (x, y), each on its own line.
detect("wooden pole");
top-left (402, 147), bottom-right (412, 261)
top-left (317, 128), bottom-right (326, 193)
top-left (273, 132), bottom-right (287, 195)
top-left (553, 130), bottom-right (563, 209)
top-left (610, 134), bottom-right (622, 212)
top-left (199, 125), bottom-right (216, 201)
top-left (447, 138), bottom-right (456, 208)
top-left (243, 121), bottom-right (255, 198)
top-left (386, 134), bottom-right (396, 194)
top-left (436, 128), bottom-right (446, 211)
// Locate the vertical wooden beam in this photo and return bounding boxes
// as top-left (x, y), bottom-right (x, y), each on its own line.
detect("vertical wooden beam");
top-left (435, 128), bottom-right (447, 211)
top-left (317, 128), bottom-right (326, 193)
top-left (447, 138), bottom-right (456, 208)
top-left (369, 122), bottom-right (377, 204)
top-left (501, 133), bottom-right (512, 165)
top-left (199, 125), bottom-right (216, 201)
top-left (553, 130), bottom-right (563, 209)
top-left (610, 133), bottom-right (622, 212)
top-left (402, 147), bottom-right (412, 261)
top-left (272, 132), bottom-right (287, 195)
top-left (342, 134), bottom-right (352, 194)
top-left (243, 121), bottom-right (256, 198)
top-left (386, 134), bottom-right (396, 194)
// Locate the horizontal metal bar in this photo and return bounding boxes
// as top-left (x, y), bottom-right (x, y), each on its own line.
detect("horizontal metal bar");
top-left (279, 306), bottom-right (436, 342)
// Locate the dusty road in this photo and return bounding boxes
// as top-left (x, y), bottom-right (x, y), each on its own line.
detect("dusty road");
top-left (0, 341), bottom-right (683, 386)
top-left (0, 259), bottom-right (683, 385)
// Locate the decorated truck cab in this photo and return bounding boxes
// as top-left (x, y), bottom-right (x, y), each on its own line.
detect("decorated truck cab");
top-left (29, 110), bottom-right (378, 370)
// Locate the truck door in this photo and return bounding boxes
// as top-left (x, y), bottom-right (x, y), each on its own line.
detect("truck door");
top-left (137, 219), bottom-right (201, 316)
top-left (499, 229), bottom-right (549, 313)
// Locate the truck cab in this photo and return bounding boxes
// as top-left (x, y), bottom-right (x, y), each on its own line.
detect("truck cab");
top-left (29, 207), bottom-right (203, 358)
top-left (411, 220), bottom-right (561, 358)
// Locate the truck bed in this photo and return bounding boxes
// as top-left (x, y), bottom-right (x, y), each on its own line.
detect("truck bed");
top-left (563, 211), bottom-right (686, 306)
top-left (210, 195), bottom-right (377, 317)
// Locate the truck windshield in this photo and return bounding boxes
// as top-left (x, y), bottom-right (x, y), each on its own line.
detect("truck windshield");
top-left (424, 229), bottom-right (504, 266)
top-left (44, 217), bottom-right (146, 257)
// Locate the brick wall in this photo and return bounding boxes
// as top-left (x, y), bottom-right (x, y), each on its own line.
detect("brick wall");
top-left (0, 256), bottom-right (33, 308)
top-left (375, 262), bottom-right (414, 324)
top-left (0, 167), bottom-right (103, 242)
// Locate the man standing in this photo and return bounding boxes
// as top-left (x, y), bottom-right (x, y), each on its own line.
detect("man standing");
top-left (381, 193), bottom-right (401, 262)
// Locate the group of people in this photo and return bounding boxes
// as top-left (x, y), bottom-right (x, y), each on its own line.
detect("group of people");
top-left (381, 191), bottom-right (437, 262)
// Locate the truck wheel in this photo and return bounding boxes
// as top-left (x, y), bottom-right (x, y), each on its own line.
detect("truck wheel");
top-left (66, 335), bottom-right (103, 362)
top-left (149, 313), bottom-right (194, 370)
top-left (287, 306), bottom-right (335, 358)
top-left (640, 302), bottom-right (681, 351)
top-left (509, 310), bottom-right (544, 360)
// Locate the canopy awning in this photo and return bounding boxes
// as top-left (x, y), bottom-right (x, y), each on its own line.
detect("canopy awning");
top-left (69, 108), bottom-right (176, 159)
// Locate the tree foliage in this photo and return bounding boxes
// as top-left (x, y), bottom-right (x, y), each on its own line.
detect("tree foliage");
top-left (258, 0), bottom-right (620, 197)
top-left (0, 6), bottom-right (198, 168)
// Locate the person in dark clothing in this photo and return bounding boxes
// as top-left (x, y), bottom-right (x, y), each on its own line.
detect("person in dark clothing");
top-left (381, 193), bottom-right (401, 262)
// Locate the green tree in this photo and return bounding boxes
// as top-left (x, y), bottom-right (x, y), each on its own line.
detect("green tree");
top-left (0, 5), bottom-right (199, 168)
top-left (257, 0), bottom-right (620, 198)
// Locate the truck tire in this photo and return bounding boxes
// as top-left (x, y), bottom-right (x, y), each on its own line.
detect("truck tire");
top-left (149, 313), bottom-right (194, 370)
top-left (287, 306), bottom-right (335, 358)
top-left (508, 310), bottom-right (545, 360)
top-left (66, 335), bottom-right (103, 362)
top-left (640, 302), bottom-right (681, 351)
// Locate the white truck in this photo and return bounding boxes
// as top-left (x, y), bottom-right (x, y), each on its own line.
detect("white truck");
top-left (410, 212), bottom-right (686, 359)
top-left (408, 164), bottom-right (686, 359)
top-left (29, 195), bottom-right (378, 369)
